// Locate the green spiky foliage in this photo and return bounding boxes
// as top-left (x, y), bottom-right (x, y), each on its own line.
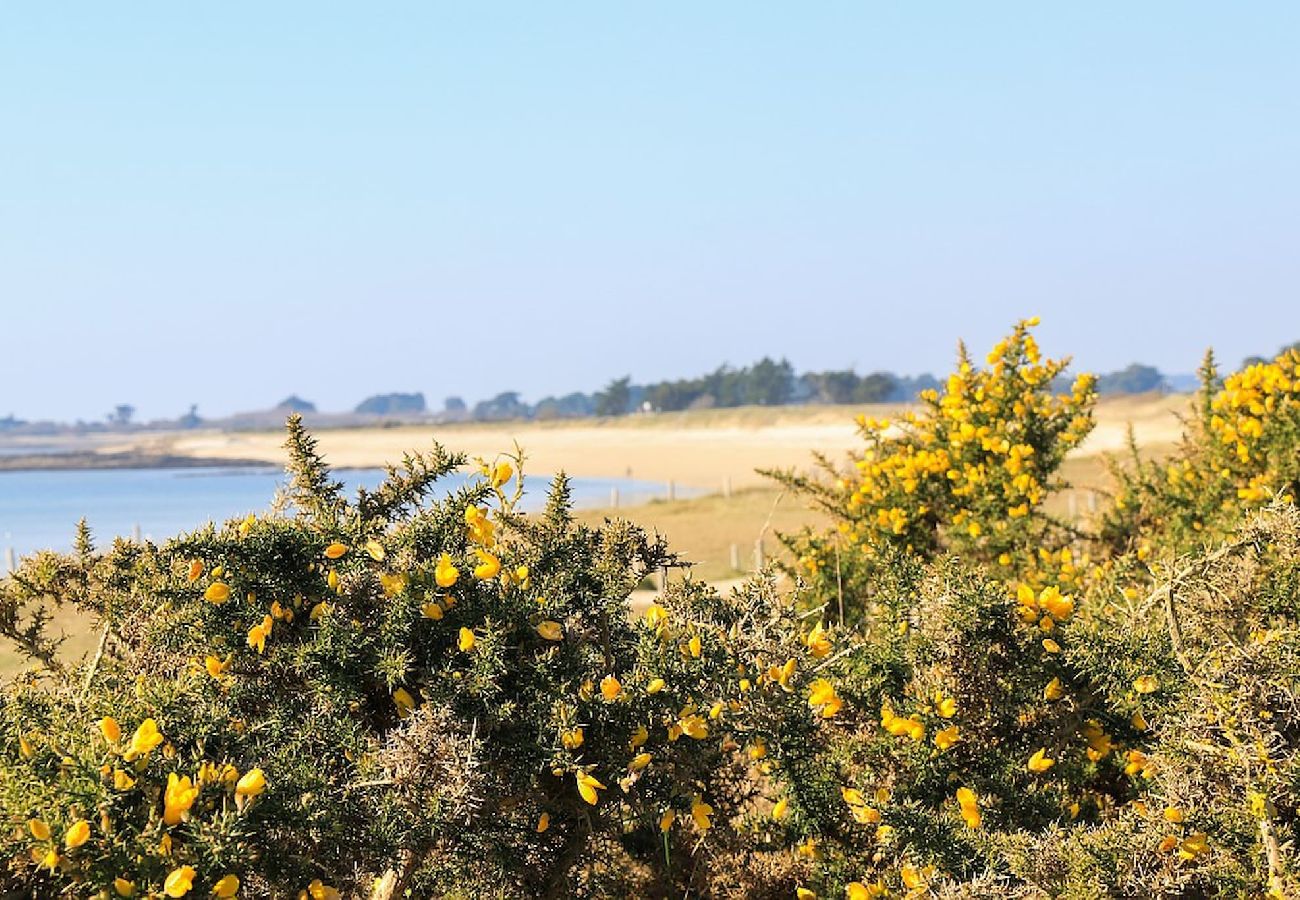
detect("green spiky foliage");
top-left (0, 423), bottom-right (848, 898)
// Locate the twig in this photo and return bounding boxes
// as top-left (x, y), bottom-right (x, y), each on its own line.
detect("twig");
top-left (1164, 584), bottom-right (1192, 675)
top-left (76, 622), bottom-right (112, 712)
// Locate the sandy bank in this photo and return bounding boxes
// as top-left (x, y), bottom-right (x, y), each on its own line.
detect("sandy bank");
top-left (96, 396), bottom-right (1188, 489)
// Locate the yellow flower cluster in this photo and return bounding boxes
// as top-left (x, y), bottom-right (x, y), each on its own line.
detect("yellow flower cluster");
top-left (1208, 348), bottom-right (1300, 505)
top-left (16, 717), bottom-right (266, 897)
top-left (797, 320), bottom-right (1096, 594)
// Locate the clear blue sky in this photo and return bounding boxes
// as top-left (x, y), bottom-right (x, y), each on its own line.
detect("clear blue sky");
top-left (2, 2), bottom-right (1297, 421)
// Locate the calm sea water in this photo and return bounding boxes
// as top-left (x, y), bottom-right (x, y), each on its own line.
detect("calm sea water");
top-left (0, 467), bottom-right (683, 560)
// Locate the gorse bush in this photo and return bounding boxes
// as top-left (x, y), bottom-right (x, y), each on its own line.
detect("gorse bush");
top-left (0, 418), bottom-right (852, 898)
top-left (1100, 346), bottom-right (1300, 554)
top-left (777, 323), bottom-right (1300, 898)
top-left (3, 324), bottom-right (1299, 898)
top-left (772, 319), bottom-right (1096, 621)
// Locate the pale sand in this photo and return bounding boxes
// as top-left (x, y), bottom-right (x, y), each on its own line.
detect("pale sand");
top-left (112, 396), bottom-right (1190, 491)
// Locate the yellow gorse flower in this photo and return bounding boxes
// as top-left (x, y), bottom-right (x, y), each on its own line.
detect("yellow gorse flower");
top-left (472, 549), bottom-right (501, 580)
top-left (163, 865), bottom-right (196, 897)
top-left (956, 786), bottom-right (981, 828)
top-left (575, 770), bottom-right (606, 805)
top-left (934, 725), bottom-right (960, 751)
top-left (464, 505), bottom-right (495, 546)
top-left (435, 553), bottom-right (459, 588)
top-left (123, 718), bottom-right (164, 762)
top-left (205, 654), bottom-right (231, 678)
top-left (99, 716), bottom-right (121, 743)
top-left (805, 621), bottom-right (833, 658)
top-left (690, 795), bottom-right (713, 831)
top-left (808, 678), bottom-right (843, 717)
top-left (303, 880), bottom-right (342, 900)
top-left (247, 615), bottom-right (273, 654)
top-left (236, 767), bottom-right (267, 799)
top-left (204, 581), bottom-right (231, 604)
top-left (393, 687), bottom-right (416, 718)
top-left (163, 772), bottom-right (199, 825)
top-left (28, 818), bottom-right (51, 840)
top-left (489, 461), bottom-right (513, 487)
top-left (1133, 674), bottom-right (1159, 694)
top-left (212, 875), bottom-right (240, 898)
top-left (1028, 748), bottom-right (1055, 772)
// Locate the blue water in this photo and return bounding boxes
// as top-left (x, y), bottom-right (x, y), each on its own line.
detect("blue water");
top-left (0, 467), bottom-right (684, 559)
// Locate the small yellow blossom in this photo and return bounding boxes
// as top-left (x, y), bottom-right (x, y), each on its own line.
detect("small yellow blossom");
top-left (956, 786), bottom-right (981, 828)
top-left (1133, 674), bottom-right (1159, 694)
top-left (123, 718), bottom-right (164, 761)
top-left (99, 716), bottom-right (121, 743)
top-left (805, 621), bottom-right (833, 658)
top-left (163, 773), bottom-right (199, 825)
top-left (393, 687), bottom-right (416, 718)
top-left (691, 795), bottom-right (713, 831)
top-left (212, 875), bottom-right (240, 899)
top-left (808, 678), bottom-right (843, 717)
top-left (204, 581), bottom-right (231, 604)
top-left (934, 725), bottom-right (960, 751)
top-left (576, 770), bottom-right (606, 805)
top-left (236, 768), bottom-right (267, 802)
top-left (1028, 748), bottom-right (1055, 773)
top-left (435, 554), bottom-right (459, 588)
top-left (28, 818), bottom-right (51, 840)
top-left (472, 549), bottom-right (501, 580)
top-left (163, 865), bottom-right (196, 897)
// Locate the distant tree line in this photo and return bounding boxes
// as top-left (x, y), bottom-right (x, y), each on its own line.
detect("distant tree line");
top-left (6, 341), bottom-right (1296, 434)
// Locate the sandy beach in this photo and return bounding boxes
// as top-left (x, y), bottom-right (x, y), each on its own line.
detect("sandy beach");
top-left (90, 395), bottom-right (1188, 489)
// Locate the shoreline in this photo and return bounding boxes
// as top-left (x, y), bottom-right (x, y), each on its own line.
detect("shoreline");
top-left (0, 396), bottom-right (1190, 484)
top-left (0, 452), bottom-right (273, 472)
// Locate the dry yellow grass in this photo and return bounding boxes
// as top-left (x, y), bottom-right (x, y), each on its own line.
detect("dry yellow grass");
top-left (578, 486), bottom-right (831, 584)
